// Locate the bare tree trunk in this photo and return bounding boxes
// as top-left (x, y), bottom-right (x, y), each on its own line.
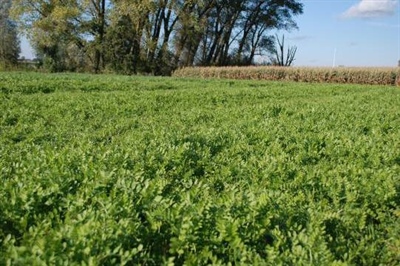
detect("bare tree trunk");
top-left (93, 0), bottom-right (106, 73)
top-left (272, 34), bottom-right (297, 66)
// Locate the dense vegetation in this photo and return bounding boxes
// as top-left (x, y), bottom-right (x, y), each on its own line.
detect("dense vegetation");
top-left (9, 0), bottom-right (302, 74)
top-left (1, 72), bottom-right (400, 265)
top-left (0, 0), bottom-right (20, 68)
top-left (174, 66), bottom-right (400, 86)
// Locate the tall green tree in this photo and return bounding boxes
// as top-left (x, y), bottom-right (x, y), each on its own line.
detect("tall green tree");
top-left (10, 0), bottom-right (303, 74)
top-left (234, 0), bottom-right (302, 65)
top-left (11, 0), bottom-right (82, 71)
top-left (11, 0), bottom-right (110, 72)
top-left (0, 0), bottom-right (20, 67)
top-left (176, 0), bottom-right (303, 66)
top-left (173, 0), bottom-right (215, 67)
top-left (107, 0), bottom-right (153, 74)
top-left (81, 0), bottom-right (108, 73)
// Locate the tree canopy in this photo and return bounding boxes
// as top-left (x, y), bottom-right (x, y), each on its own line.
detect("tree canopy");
top-left (11, 0), bottom-right (303, 74)
top-left (0, 0), bottom-right (20, 68)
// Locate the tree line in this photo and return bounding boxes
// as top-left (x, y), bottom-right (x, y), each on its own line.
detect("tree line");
top-left (3, 0), bottom-right (303, 75)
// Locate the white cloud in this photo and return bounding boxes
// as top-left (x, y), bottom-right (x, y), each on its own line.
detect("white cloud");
top-left (342, 0), bottom-right (398, 18)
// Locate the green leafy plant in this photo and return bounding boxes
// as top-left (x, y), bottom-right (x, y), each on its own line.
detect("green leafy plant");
top-left (1, 72), bottom-right (399, 265)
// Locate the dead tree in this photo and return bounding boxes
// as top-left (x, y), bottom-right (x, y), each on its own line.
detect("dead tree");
top-left (270, 34), bottom-right (297, 66)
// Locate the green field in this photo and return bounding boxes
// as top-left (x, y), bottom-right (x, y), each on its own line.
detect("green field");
top-left (1, 72), bottom-right (399, 265)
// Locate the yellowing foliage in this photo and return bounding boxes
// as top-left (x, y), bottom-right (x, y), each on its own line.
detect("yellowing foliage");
top-left (173, 66), bottom-right (400, 86)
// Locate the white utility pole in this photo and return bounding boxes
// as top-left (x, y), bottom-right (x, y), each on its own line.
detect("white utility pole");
top-left (332, 48), bottom-right (337, 68)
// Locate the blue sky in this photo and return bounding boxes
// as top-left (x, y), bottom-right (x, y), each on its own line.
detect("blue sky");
top-left (285, 0), bottom-right (400, 67)
top-left (20, 0), bottom-right (400, 67)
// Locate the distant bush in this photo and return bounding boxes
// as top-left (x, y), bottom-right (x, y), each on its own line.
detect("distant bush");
top-left (173, 66), bottom-right (400, 86)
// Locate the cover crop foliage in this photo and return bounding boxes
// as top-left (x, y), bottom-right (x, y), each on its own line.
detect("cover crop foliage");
top-left (173, 66), bottom-right (400, 86)
top-left (1, 72), bottom-right (400, 265)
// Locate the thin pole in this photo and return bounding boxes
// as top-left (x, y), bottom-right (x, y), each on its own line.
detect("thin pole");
top-left (332, 48), bottom-right (337, 68)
